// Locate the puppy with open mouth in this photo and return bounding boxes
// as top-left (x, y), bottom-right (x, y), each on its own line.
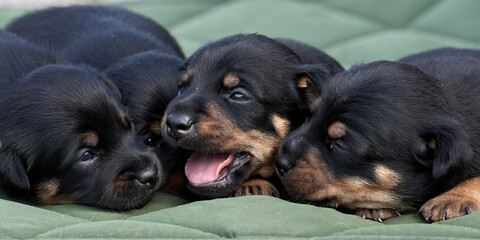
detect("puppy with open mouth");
top-left (0, 30), bottom-right (162, 210)
top-left (276, 47), bottom-right (480, 222)
top-left (162, 34), bottom-right (343, 199)
top-left (7, 5), bottom-right (187, 196)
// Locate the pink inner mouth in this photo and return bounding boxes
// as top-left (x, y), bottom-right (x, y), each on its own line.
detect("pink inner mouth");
top-left (185, 152), bottom-right (234, 184)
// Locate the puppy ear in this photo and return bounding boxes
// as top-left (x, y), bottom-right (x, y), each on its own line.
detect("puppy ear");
top-left (416, 120), bottom-right (473, 180)
top-left (294, 64), bottom-right (332, 103)
top-left (0, 150), bottom-right (30, 191)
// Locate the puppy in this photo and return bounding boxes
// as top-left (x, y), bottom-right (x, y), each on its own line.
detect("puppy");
top-left (161, 34), bottom-right (343, 199)
top-left (0, 30), bottom-right (163, 210)
top-left (275, 47), bottom-right (480, 222)
top-left (8, 6), bottom-right (187, 196)
top-left (7, 5), bottom-right (184, 69)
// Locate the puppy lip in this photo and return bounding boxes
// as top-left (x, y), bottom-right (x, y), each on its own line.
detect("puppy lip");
top-left (187, 152), bottom-right (253, 187)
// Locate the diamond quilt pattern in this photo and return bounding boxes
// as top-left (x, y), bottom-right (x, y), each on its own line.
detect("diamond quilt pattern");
top-left (1, 0), bottom-right (480, 239)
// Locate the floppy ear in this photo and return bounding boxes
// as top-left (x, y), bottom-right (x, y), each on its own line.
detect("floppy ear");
top-left (0, 149), bottom-right (30, 191)
top-left (415, 119), bottom-right (473, 180)
top-left (294, 64), bottom-right (332, 103)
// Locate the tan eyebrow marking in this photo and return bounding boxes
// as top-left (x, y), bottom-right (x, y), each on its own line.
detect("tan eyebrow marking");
top-left (82, 131), bottom-right (99, 147)
top-left (223, 73), bottom-right (240, 88)
top-left (327, 121), bottom-right (347, 139)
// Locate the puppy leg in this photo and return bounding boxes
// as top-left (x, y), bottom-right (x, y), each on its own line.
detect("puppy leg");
top-left (231, 178), bottom-right (279, 197)
top-left (420, 176), bottom-right (480, 222)
top-left (355, 208), bottom-right (401, 222)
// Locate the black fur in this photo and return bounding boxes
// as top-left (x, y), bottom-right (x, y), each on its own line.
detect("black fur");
top-left (7, 5), bottom-right (184, 69)
top-left (0, 30), bottom-right (162, 210)
top-left (276, 47), bottom-right (480, 213)
top-left (162, 34), bottom-right (343, 199)
top-left (8, 6), bottom-right (187, 193)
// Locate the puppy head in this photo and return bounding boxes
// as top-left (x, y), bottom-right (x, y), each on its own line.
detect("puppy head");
top-left (104, 51), bottom-right (187, 176)
top-left (0, 64), bottom-right (163, 210)
top-left (276, 61), bottom-right (473, 211)
top-left (161, 34), bottom-right (332, 198)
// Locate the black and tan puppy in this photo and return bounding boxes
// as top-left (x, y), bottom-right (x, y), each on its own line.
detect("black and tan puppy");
top-left (162, 34), bottom-right (343, 199)
top-left (0, 30), bottom-right (162, 210)
top-left (275, 47), bottom-right (480, 222)
top-left (8, 6), bottom-right (187, 195)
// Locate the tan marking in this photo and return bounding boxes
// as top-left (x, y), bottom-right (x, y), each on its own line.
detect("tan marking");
top-left (114, 175), bottom-right (130, 188)
top-left (36, 179), bottom-right (76, 205)
top-left (118, 111), bottom-right (128, 127)
top-left (82, 131), bottom-right (99, 147)
top-left (150, 120), bottom-right (162, 136)
top-left (420, 176), bottom-right (480, 222)
top-left (232, 178), bottom-right (279, 197)
top-left (310, 97), bottom-right (322, 112)
top-left (282, 147), bottom-right (406, 211)
top-left (0, 140), bottom-right (2, 149)
top-left (272, 114), bottom-right (291, 139)
top-left (182, 70), bottom-right (192, 84)
top-left (196, 103), bottom-right (281, 178)
top-left (158, 169), bottom-right (188, 199)
top-left (428, 138), bottom-right (436, 150)
top-left (223, 73), bottom-right (240, 88)
top-left (374, 165), bottom-right (401, 189)
top-left (297, 76), bottom-right (318, 103)
top-left (355, 208), bottom-right (400, 222)
top-left (327, 121), bottom-right (346, 139)
top-left (297, 76), bottom-right (310, 88)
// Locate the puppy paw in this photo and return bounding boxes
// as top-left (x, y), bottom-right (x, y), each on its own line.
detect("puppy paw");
top-left (419, 177), bottom-right (480, 222)
top-left (419, 194), bottom-right (480, 222)
top-left (231, 178), bottom-right (279, 197)
top-left (355, 208), bottom-right (401, 222)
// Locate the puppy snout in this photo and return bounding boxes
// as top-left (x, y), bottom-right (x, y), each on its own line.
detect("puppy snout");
top-left (276, 156), bottom-right (295, 176)
top-left (123, 166), bottom-right (158, 190)
top-left (276, 137), bottom-right (307, 176)
top-left (134, 168), bottom-right (157, 189)
top-left (166, 113), bottom-right (195, 140)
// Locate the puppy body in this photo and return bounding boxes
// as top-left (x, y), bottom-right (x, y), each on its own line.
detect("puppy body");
top-left (7, 5), bottom-right (184, 69)
top-left (0, 31), bottom-right (162, 210)
top-left (162, 34), bottom-right (343, 199)
top-left (276, 47), bottom-right (480, 221)
top-left (8, 6), bottom-right (187, 196)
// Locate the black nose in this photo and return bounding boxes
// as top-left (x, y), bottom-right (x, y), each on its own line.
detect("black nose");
top-left (276, 156), bottom-right (296, 176)
top-left (133, 168), bottom-right (157, 189)
top-left (275, 137), bottom-right (306, 176)
top-left (166, 113), bottom-right (194, 140)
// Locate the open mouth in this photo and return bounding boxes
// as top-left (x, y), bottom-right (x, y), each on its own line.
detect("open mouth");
top-left (185, 151), bottom-right (253, 187)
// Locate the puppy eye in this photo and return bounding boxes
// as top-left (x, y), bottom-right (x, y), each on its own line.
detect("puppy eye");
top-left (229, 90), bottom-right (250, 102)
top-left (177, 86), bottom-right (184, 96)
top-left (329, 140), bottom-right (347, 152)
top-left (81, 151), bottom-right (96, 162)
top-left (144, 137), bottom-right (157, 147)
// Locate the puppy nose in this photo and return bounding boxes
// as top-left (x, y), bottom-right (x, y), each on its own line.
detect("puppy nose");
top-left (166, 113), bottom-right (194, 140)
top-left (276, 156), bottom-right (295, 176)
top-left (276, 137), bottom-right (306, 176)
top-left (134, 168), bottom-right (157, 189)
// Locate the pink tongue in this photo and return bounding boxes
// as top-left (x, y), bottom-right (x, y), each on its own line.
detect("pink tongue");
top-left (185, 152), bottom-right (234, 184)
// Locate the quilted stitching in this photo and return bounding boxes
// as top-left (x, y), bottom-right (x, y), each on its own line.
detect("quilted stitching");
top-left (1, 0), bottom-right (480, 238)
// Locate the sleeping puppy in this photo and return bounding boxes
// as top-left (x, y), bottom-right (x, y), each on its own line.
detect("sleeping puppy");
top-left (275, 47), bottom-right (480, 222)
top-left (161, 34), bottom-right (343, 199)
top-left (0, 30), bottom-right (162, 210)
top-left (7, 5), bottom-right (184, 69)
top-left (8, 6), bottom-right (187, 196)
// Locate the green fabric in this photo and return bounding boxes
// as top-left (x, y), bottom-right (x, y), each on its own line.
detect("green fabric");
top-left (1, 0), bottom-right (480, 239)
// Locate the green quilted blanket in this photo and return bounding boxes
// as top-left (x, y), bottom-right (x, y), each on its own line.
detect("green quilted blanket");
top-left (1, 0), bottom-right (480, 239)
